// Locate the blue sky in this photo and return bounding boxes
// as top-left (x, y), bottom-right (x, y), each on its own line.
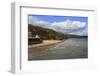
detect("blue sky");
top-left (29, 15), bottom-right (88, 25)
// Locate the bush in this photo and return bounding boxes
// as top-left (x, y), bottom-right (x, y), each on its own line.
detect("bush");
top-left (28, 38), bottom-right (43, 45)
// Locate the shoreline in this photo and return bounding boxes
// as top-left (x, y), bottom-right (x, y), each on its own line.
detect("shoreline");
top-left (28, 40), bottom-right (64, 48)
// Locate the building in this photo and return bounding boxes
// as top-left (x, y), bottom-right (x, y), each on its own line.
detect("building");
top-left (28, 32), bottom-right (40, 39)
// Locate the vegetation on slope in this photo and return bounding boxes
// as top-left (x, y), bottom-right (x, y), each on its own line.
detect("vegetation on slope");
top-left (28, 24), bottom-right (87, 40)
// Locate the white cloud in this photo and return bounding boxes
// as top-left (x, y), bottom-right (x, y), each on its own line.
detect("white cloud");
top-left (50, 20), bottom-right (86, 32)
top-left (29, 16), bottom-right (87, 36)
top-left (28, 16), bottom-right (50, 26)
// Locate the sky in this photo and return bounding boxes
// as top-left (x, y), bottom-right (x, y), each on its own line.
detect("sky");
top-left (28, 15), bottom-right (88, 36)
top-left (29, 15), bottom-right (88, 24)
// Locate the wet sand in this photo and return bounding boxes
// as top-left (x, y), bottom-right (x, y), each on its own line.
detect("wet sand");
top-left (28, 40), bottom-right (63, 48)
top-left (28, 38), bottom-right (88, 60)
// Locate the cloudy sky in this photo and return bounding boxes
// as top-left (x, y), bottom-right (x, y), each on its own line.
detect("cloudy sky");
top-left (28, 15), bottom-right (88, 36)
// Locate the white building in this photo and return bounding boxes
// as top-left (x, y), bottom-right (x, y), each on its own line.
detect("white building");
top-left (35, 35), bottom-right (40, 38)
top-left (28, 32), bottom-right (40, 39)
top-left (28, 32), bottom-right (32, 39)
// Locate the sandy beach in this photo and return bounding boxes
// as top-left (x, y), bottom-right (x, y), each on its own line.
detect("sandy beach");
top-left (28, 40), bottom-right (64, 48)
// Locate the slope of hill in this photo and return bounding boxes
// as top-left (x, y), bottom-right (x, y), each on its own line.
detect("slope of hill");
top-left (28, 24), bottom-right (65, 40)
top-left (28, 24), bottom-right (85, 40)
